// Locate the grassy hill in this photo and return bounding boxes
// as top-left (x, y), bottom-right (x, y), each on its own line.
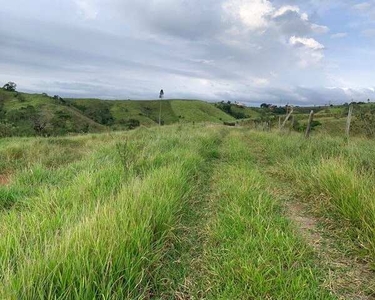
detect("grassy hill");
top-left (0, 90), bottom-right (107, 136)
top-left (70, 98), bottom-right (235, 127)
top-left (0, 89), bottom-right (237, 137)
top-left (2, 88), bottom-right (373, 138)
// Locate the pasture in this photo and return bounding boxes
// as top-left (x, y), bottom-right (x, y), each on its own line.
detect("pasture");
top-left (0, 124), bottom-right (374, 299)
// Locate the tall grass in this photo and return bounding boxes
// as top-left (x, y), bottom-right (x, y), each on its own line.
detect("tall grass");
top-left (0, 124), bottom-right (374, 298)
top-left (0, 125), bottom-right (222, 298)
top-left (193, 131), bottom-right (334, 299)
top-left (247, 131), bottom-right (375, 266)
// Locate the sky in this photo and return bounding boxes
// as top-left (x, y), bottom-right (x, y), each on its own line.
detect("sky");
top-left (0, 0), bottom-right (374, 106)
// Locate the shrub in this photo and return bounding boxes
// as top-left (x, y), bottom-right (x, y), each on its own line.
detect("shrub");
top-left (2, 82), bottom-right (16, 92)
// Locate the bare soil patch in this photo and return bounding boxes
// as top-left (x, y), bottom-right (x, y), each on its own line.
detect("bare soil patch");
top-left (0, 174), bottom-right (10, 186)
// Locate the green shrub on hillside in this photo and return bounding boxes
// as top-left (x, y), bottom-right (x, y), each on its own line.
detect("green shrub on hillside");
top-left (352, 105), bottom-right (375, 138)
top-left (72, 102), bottom-right (114, 126)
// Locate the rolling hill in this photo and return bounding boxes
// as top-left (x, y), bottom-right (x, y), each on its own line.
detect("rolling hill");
top-left (70, 98), bottom-right (235, 127)
top-left (0, 90), bottom-right (107, 137)
top-left (0, 90), bottom-right (241, 137)
top-left (2, 88), bottom-right (370, 138)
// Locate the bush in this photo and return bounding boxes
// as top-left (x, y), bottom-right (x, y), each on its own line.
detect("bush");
top-left (79, 103), bottom-right (114, 126)
top-left (352, 105), bottom-right (375, 137)
top-left (2, 82), bottom-right (16, 92)
top-left (0, 123), bottom-right (14, 137)
top-left (118, 119), bottom-right (141, 130)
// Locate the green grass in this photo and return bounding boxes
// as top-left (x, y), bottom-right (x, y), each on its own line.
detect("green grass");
top-left (245, 131), bottom-right (375, 269)
top-left (0, 89), bottom-right (237, 136)
top-left (0, 124), bottom-right (374, 298)
top-left (2, 89), bottom-right (374, 139)
top-left (190, 131), bottom-right (334, 299)
top-left (230, 105), bottom-right (261, 119)
top-left (170, 100), bottom-right (234, 123)
top-left (72, 98), bottom-right (234, 126)
top-left (0, 125), bottom-right (223, 298)
top-left (0, 90), bottom-right (106, 136)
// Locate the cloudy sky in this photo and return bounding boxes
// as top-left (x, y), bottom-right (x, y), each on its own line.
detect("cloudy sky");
top-left (0, 0), bottom-right (374, 105)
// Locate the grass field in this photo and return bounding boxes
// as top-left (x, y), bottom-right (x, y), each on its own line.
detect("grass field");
top-left (0, 90), bottom-right (236, 136)
top-left (0, 124), bottom-right (374, 299)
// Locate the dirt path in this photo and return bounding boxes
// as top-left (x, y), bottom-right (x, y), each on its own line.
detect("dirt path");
top-left (151, 130), bottom-right (227, 299)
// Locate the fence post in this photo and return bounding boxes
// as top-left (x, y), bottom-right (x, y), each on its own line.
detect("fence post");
top-left (346, 105), bottom-right (353, 138)
top-left (281, 107), bottom-right (294, 129)
top-left (305, 110), bottom-right (314, 138)
top-left (290, 115), bottom-right (295, 132)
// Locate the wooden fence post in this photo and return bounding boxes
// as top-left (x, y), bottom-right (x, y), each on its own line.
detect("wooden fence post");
top-left (281, 107), bottom-right (294, 129)
top-left (346, 105), bottom-right (353, 138)
top-left (305, 110), bottom-right (314, 138)
top-left (290, 115), bottom-right (295, 132)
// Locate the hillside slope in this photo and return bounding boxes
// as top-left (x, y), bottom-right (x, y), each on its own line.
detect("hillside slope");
top-left (0, 90), bottom-right (237, 136)
top-left (0, 90), bottom-right (106, 136)
top-left (70, 98), bottom-right (235, 126)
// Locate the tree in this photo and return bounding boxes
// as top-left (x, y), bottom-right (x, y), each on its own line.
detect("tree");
top-left (31, 114), bottom-right (48, 135)
top-left (3, 82), bottom-right (17, 92)
top-left (159, 89), bottom-right (164, 126)
top-left (141, 106), bottom-right (152, 117)
top-left (260, 103), bottom-right (269, 109)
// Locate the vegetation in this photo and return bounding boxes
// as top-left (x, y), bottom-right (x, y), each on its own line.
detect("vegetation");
top-left (0, 124), bottom-right (374, 298)
top-left (352, 104), bottom-right (375, 137)
top-left (0, 89), bottom-right (106, 137)
top-left (0, 88), bottom-right (235, 136)
top-left (1, 86), bottom-right (374, 138)
top-left (215, 100), bottom-right (260, 119)
top-left (2, 82), bottom-right (17, 92)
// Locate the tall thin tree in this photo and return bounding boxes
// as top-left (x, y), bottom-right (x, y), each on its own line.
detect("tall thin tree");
top-left (159, 89), bottom-right (164, 126)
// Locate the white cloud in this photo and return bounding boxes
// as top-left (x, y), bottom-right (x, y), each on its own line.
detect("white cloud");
top-left (74, 0), bottom-right (98, 20)
top-left (311, 24), bottom-right (329, 34)
top-left (273, 5), bottom-right (307, 21)
top-left (362, 29), bottom-right (375, 37)
top-left (1, 0), bottom-right (353, 104)
top-left (352, 1), bottom-right (375, 19)
top-left (289, 36), bottom-right (325, 68)
top-left (289, 36), bottom-right (325, 50)
top-left (353, 2), bottom-right (372, 11)
top-left (223, 0), bottom-right (273, 30)
top-left (331, 32), bottom-right (348, 39)
top-left (252, 77), bottom-right (269, 86)
top-left (272, 5), bottom-right (328, 36)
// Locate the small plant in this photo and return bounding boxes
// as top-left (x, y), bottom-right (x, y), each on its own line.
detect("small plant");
top-left (115, 138), bottom-right (144, 172)
top-left (116, 138), bottom-right (135, 170)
